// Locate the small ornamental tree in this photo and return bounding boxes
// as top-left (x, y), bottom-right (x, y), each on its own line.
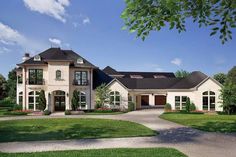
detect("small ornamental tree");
top-left (185, 97), bottom-right (191, 113)
top-left (95, 83), bottom-right (111, 108)
top-left (71, 90), bottom-right (79, 111)
top-left (38, 90), bottom-right (46, 111)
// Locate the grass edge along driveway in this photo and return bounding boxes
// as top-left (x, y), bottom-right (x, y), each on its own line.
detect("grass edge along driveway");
top-left (0, 118), bottom-right (157, 142)
top-left (160, 112), bottom-right (236, 133)
top-left (0, 148), bottom-right (187, 157)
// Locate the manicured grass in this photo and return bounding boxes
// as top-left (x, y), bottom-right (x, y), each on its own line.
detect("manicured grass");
top-left (160, 112), bottom-right (236, 133)
top-left (0, 148), bottom-right (187, 157)
top-left (0, 109), bottom-right (28, 117)
top-left (85, 112), bottom-right (125, 115)
top-left (0, 118), bottom-right (156, 142)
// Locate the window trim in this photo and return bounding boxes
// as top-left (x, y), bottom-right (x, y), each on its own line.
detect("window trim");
top-left (74, 71), bottom-right (88, 86)
top-left (78, 91), bottom-right (86, 108)
top-left (202, 91), bottom-right (216, 111)
top-left (110, 91), bottom-right (121, 106)
top-left (28, 91), bottom-right (40, 111)
top-left (28, 69), bottom-right (43, 85)
top-left (175, 96), bottom-right (188, 110)
top-left (55, 70), bottom-right (62, 80)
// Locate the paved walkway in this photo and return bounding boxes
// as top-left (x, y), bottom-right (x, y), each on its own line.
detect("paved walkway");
top-left (0, 110), bottom-right (236, 157)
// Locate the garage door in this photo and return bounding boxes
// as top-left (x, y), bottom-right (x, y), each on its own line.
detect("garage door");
top-left (155, 95), bottom-right (166, 106)
top-left (141, 95), bottom-right (149, 106)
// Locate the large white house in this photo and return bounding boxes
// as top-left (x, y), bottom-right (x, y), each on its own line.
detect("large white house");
top-left (16, 48), bottom-right (223, 112)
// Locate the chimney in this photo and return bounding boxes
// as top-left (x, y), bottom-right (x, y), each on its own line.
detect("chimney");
top-left (22, 53), bottom-right (30, 62)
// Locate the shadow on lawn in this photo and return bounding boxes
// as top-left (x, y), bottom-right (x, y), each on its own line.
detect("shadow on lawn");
top-left (0, 123), bottom-right (116, 143)
top-left (191, 121), bottom-right (236, 133)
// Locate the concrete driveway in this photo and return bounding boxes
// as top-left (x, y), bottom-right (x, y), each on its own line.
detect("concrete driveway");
top-left (0, 109), bottom-right (236, 157)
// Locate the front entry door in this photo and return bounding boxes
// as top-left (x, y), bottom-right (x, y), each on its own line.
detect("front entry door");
top-left (54, 96), bottom-right (65, 111)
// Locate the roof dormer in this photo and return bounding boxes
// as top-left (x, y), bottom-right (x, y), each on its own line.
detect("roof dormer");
top-left (130, 75), bottom-right (143, 79)
top-left (34, 55), bottom-right (41, 61)
top-left (77, 57), bottom-right (84, 64)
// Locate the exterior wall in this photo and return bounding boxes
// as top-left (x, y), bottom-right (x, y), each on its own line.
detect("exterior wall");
top-left (107, 81), bottom-right (129, 110)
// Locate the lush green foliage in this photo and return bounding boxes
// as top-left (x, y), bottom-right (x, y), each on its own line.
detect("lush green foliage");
top-left (43, 110), bottom-right (51, 115)
top-left (38, 90), bottom-right (46, 111)
top-left (128, 102), bottom-right (135, 111)
top-left (95, 83), bottom-right (111, 107)
top-left (185, 97), bottom-right (191, 113)
top-left (189, 102), bottom-right (196, 111)
top-left (164, 103), bottom-right (172, 111)
top-left (0, 148), bottom-right (187, 157)
top-left (0, 118), bottom-right (156, 142)
top-left (175, 70), bottom-right (190, 78)
top-left (12, 104), bottom-right (22, 111)
top-left (71, 90), bottom-right (79, 110)
top-left (65, 110), bottom-right (71, 115)
top-left (121, 0), bottom-right (236, 44)
top-left (0, 74), bottom-right (7, 100)
top-left (6, 69), bottom-right (17, 102)
top-left (0, 97), bottom-right (15, 107)
top-left (220, 66), bottom-right (236, 114)
top-left (160, 113), bottom-right (236, 133)
top-left (213, 73), bottom-right (227, 84)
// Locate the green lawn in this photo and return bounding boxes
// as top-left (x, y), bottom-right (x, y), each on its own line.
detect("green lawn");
top-left (85, 112), bottom-right (125, 115)
top-left (160, 112), bottom-right (236, 133)
top-left (0, 118), bottom-right (156, 142)
top-left (0, 148), bottom-right (186, 157)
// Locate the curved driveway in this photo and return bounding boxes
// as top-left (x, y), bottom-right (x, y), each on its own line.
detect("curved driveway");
top-left (0, 109), bottom-right (236, 157)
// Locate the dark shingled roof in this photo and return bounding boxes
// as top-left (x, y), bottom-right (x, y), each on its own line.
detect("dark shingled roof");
top-left (103, 66), bottom-right (122, 76)
top-left (18, 48), bottom-right (96, 68)
top-left (93, 68), bottom-right (113, 89)
top-left (115, 71), bottom-right (208, 89)
top-left (119, 71), bottom-right (176, 78)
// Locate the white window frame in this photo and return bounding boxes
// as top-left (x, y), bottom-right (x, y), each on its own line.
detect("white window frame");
top-left (202, 91), bottom-right (215, 111)
top-left (175, 96), bottom-right (188, 110)
top-left (110, 91), bottom-right (121, 106)
top-left (28, 91), bottom-right (40, 111)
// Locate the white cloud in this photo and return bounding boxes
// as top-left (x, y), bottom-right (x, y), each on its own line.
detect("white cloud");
top-left (82, 17), bottom-right (90, 25)
top-left (49, 38), bottom-right (61, 46)
top-left (23, 0), bottom-right (70, 23)
top-left (0, 22), bottom-right (47, 53)
top-left (171, 58), bottom-right (182, 66)
top-left (0, 47), bottom-right (11, 54)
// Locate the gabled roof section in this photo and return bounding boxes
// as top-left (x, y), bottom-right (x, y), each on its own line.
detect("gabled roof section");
top-left (93, 68), bottom-right (113, 89)
top-left (103, 66), bottom-right (122, 76)
top-left (18, 48), bottom-right (97, 68)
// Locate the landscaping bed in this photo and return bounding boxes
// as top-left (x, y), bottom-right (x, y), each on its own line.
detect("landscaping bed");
top-left (0, 118), bottom-right (157, 142)
top-left (0, 148), bottom-right (186, 157)
top-left (160, 112), bottom-right (236, 133)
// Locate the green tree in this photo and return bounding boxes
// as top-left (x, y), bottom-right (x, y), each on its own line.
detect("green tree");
top-left (38, 90), bottom-right (46, 111)
top-left (95, 83), bottom-right (111, 107)
top-left (220, 66), bottom-right (236, 114)
top-left (0, 74), bottom-right (7, 100)
top-left (71, 90), bottom-right (79, 110)
top-left (175, 70), bottom-right (190, 78)
top-left (6, 69), bottom-right (17, 102)
top-left (121, 0), bottom-right (236, 44)
top-left (185, 97), bottom-right (191, 113)
top-left (213, 73), bottom-right (227, 84)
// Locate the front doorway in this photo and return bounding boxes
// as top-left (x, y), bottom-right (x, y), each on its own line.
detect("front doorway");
top-left (53, 91), bottom-right (65, 111)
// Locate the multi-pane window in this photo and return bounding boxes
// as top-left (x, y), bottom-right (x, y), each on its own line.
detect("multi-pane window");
top-left (202, 91), bottom-right (215, 111)
top-left (175, 96), bottom-right (188, 110)
top-left (28, 91), bottom-right (40, 110)
top-left (18, 92), bottom-right (23, 105)
top-left (74, 71), bottom-right (88, 85)
top-left (56, 70), bottom-right (62, 80)
top-left (29, 69), bottom-right (43, 85)
top-left (110, 91), bottom-right (120, 106)
top-left (78, 91), bottom-right (86, 108)
top-left (18, 74), bottom-right (23, 84)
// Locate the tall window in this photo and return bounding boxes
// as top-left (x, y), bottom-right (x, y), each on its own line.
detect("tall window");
top-left (28, 91), bottom-right (40, 110)
top-left (110, 91), bottom-right (120, 106)
top-left (18, 74), bottom-right (23, 84)
top-left (56, 70), bottom-right (62, 80)
top-left (78, 91), bottom-right (86, 108)
top-left (29, 69), bottom-right (43, 85)
top-left (175, 96), bottom-right (188, 110)
top-left (202, 91), bottom-right (215, 111)
top-left (74, 71), bottom-right (88, 85)
top-left (19, 92), bottom-right (23, 105)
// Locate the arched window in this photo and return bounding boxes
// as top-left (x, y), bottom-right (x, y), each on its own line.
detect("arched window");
top-left (110, 91), bottom-right (120, 106)
top-left (78, 91), bottom-right (86, 108)
top-left (28, 91), bottom-right (40, 110)
top-left (56, 70), bottom-right (62, 80)
top-left (202, 91), bottom-right (215, 111)
top-left (18, 92), bottom-right (23, 105)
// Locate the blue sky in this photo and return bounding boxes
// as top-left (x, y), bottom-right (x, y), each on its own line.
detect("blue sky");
top-left (0, 0), bottom-right (235, 78)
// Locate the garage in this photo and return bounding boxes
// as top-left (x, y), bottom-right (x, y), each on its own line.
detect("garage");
top-left (155, 95), bottom-right (166, 107)
top-left (141, 95), bottom-right (149, 106)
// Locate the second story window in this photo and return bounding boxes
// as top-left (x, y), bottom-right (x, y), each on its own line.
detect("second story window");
top-left (56, 70), bottom-right (62, 80)
top-left (28, 69), bottom-right (43, 85)
top-left (74, 71), bottom-right (88, 85)
top-left (17, 74), bottom-right (23, 84)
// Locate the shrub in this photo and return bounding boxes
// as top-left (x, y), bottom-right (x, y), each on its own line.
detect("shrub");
top-left (190, 102), bottom-right (196, 111)
top-left (12, 104), bottom-right (22, 111)
top-left (95, 108), bottom-right (113, 113)
top-left (65, 110), bottom-right (71, 115)
top-left (71, 90), bottom-right (79, 111)
top-left (185, 97), bottom-right (191, 113)
top-left (43, 110), bottom-right (51, 115)
top-left (128, 102), bottom-right (135, 111)
top-left (164, 103), bottom-right (172, 111)
top-left (0, 97), bottom-right (15, 107)
top-left (5, 110), bottom-right (30, 116)
top-left (38, 90), bottom-right (46, 111)
top-left (95, 103), bottom-right (102, 109)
